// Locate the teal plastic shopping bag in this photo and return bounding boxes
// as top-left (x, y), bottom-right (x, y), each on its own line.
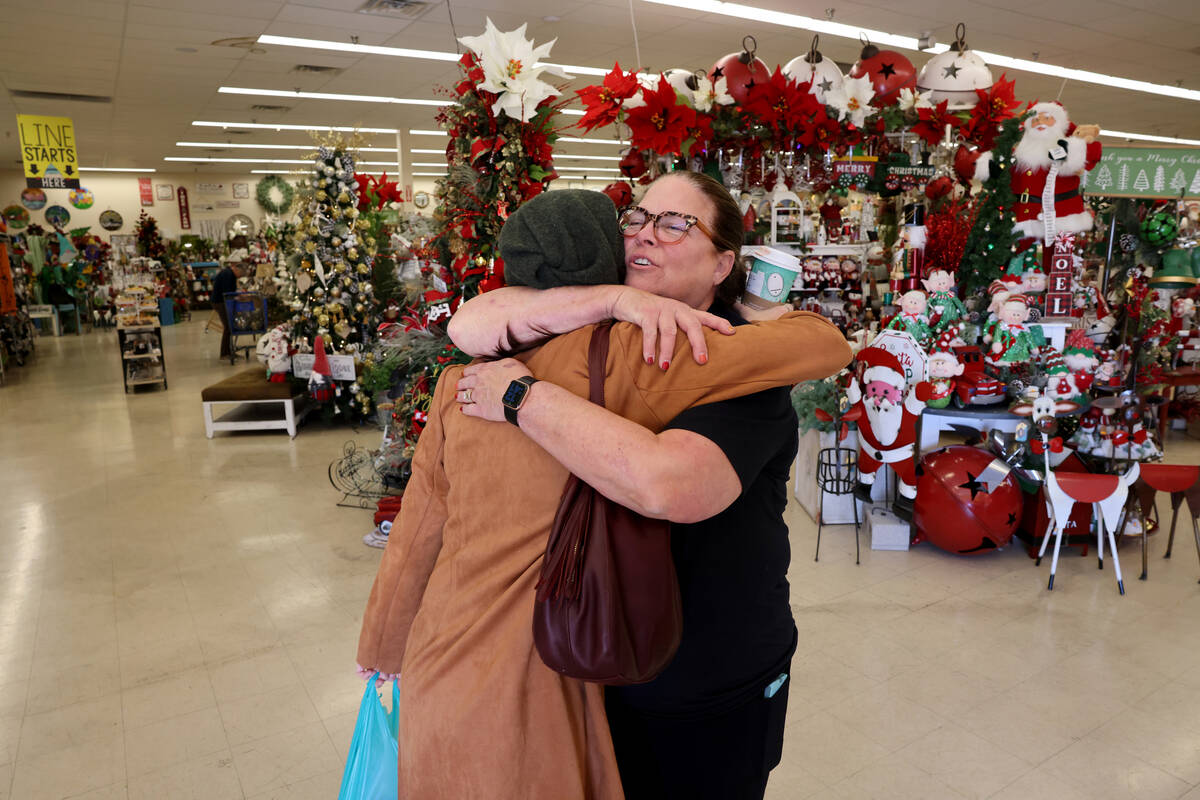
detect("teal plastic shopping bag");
top-left (338, 674), bottom-right (400, 800)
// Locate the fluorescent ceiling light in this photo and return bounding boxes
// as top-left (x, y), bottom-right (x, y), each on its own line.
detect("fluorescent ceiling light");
top-left (560, 109), bottom-right (584, 116)
top-left (553, 166), bottom-right (622, 173)
top-left (409, 129), bottom-right (446, 136)
top-left (411, 162), bottom-right (448, 167)
top-left (194, 120), bottom-right (399, 134)
top-left (410, 149), bottom-right (445, 154)
top-left (1100, 129), bottom-right (1200, 146)
top-left (250, 169), bottom-right (391, 175)
top-left (177, 141), bottom-right (399, 153)
top-left (413, 172), bottom-right (448, 176)
top-left (553, 154), bottom-right (621, 161)
top-left (79, 167), bottom-right (156, 172)
top-left (256, 34), bottom-right (610, 77)
top-left (643, 0), bottom-right (1200, 102)
top-left (165, 157), bottom-right (312, 164)
top-left (558, 136), bottom-right (628, 145)
top-left (219, 87), bottom-right (449, 106)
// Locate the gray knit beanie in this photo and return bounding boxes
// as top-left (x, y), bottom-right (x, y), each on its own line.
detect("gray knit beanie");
top-left (498, 189), bottom-right (624, 289)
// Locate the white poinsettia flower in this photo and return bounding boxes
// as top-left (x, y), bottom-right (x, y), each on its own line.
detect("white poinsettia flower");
top-left (898, 87), bottom-right (934, 112)
top-left (826, 74), bottom-right (875, 128)
top-left (692, 75), bottom-right (733, 112)
top-left (458, 18), bottom-right (568, 122)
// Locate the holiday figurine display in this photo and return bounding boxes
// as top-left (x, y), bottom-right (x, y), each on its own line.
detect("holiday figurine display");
top-left (1062, 329), bottom-right (1099, 393)
top-left (912, 445), bottom-right (1023, 555)
top-left (846, 344), bottom-right (934, 520)
top-left (926, 333), bottom-right (964, 409)
top-left (987, 294), bottom-right (1042, 365)
top-left (1043, 350), bottom-right (1080, 403)
top-left (256, 325), bottom-right (292, 382)
top-left (921, 269), bottom-right (966, 329)
top-left (308, 335), bottom-right (334, 402)
top-left (886, 290), bottom-right (932, 344)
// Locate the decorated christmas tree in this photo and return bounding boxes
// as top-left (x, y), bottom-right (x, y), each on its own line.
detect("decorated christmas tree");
top-left (374, 19), bottom-right (565, 457)
top-left (959, 113), bottom-right (1027, 300)
top-left (285, 141), bottom-right (378, 419)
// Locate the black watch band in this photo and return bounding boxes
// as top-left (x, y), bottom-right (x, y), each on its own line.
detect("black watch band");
top-left (503, 376), bottom-right (539, 426)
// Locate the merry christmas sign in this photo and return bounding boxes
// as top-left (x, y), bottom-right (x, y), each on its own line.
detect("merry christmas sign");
top-left (1088, 146), bottom-right (1200, 200)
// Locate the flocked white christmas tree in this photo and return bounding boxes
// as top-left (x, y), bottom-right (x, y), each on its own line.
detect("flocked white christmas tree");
top-left (1153, 165), bottom-right (1166, 193)
top-left (1133, 169), bottom-right (1150, 191)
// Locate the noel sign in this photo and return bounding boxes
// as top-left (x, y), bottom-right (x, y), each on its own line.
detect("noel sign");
top-left (1087, 145), bottom-right (1200, 200)
top-left (1043, 234), bottom-right (1075, 320)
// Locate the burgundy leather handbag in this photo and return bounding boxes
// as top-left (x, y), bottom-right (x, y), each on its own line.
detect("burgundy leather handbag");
top-left (532, 322), bottom-right (683, 685)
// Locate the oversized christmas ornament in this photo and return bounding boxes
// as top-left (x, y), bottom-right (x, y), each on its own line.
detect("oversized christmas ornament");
top-left (662, 68), bottom-right (699, 96)
top-left (601, 181), bottom-right (634, 209)
top-left (1140, 211), bottom-right (1178, 247)
top-left (916, 24), bottom-right (992, 110)
top-left (619, 149), bottom-right (648, 179)
top-left (709, 35), bottom-right (771, 106)
top-left (913, 446), bottom-right (1023, 554)
top-left (782, 36), bottom-right (844, 104)
top-left (848, 40), bottom-right (916, 106)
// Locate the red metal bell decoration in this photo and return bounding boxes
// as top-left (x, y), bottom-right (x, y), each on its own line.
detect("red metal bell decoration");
top-left (924, 175), bottom-right (955, 201)
top-left (601, 181), bottom-right (633, 209)
top-left (848, 39), bottom-right (916, 106)
top-left (619, 149), bottom-right (647, 179)
top-left (913, 446), bottom-right (1023, 555)
top-left (709, 35), bottom-right (770, 106)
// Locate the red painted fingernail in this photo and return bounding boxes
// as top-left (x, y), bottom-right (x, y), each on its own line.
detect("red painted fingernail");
top-left (661, 360), bottom-right (669, 370)
top-left (698, 353), bottom-right (708, 365)
top-left (646, 356), bottom-right (654, 365)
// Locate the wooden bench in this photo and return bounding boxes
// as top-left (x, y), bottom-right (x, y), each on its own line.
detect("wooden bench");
top-left (201, 367), bottom-right (306, 438)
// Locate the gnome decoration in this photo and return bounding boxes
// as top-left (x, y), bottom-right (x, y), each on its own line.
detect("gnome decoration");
top-left (1062, 329), bottom-right (1099, 393)
top-left (1043, 350), bottom-right (1079, 403)
top-left (958, 102), bottom-right (1102, 253)
top-left (308, 335), bottom-right (335, 402)
top-left (846, 345), bottom-right (935, 521)
top-left (922, 269), bottom-right (966, 329)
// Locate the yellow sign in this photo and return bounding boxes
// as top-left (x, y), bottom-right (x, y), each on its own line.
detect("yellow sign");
top-left (17, 115), bottom-right (80, 189)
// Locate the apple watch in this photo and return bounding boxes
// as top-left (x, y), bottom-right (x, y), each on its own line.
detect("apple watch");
top-left (502, 376), bottom-right (539, 426)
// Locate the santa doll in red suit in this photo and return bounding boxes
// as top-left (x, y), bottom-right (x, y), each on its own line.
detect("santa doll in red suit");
top-left (957, 102), bottom-right (1102, 266)
top-left (847, 346), bottom-right (934, 521)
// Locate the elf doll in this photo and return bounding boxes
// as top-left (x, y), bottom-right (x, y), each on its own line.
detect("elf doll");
top-left (925, 337), bottom-right (964, 409)
top-left (886, 290), bottom-right (932, 345)
top-left (989, 294), bottom-right (1042, 365)
top-left (921, 269), bottom-right (966, 329)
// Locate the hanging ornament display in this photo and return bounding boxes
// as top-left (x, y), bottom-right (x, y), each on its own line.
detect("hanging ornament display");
top-left (913, 446), bottom-right (1023, 555)
top-left (916, 23), bottom-right (993, 110)
top-left (619, 149), bottom-right (648, 179)
top-left (1139, 210), bottom-right (1178, 247)
top-left (847, 37), bottom-right (916, 106)
top-left (782, 35), bottom-right (844, 104)
top-left (709, 35), bottom-right (771, 106)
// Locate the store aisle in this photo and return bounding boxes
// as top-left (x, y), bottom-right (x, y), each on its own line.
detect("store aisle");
top-left (2, 323), bottom-right (1200, 799)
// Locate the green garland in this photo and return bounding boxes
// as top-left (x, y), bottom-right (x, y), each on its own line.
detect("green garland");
top-left (256, 175), bottom-right (295, 215)
top-left (959, 113), bottom-right (1028, 300)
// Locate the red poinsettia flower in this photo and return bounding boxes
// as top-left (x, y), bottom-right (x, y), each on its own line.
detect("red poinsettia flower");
top-left (625, 78), bottom-right (697, 157)
top-left (912, 100), bottom-right (963, 147)
top-left (811, 112), bottom-right (841, 152)
top-left (742, 67), bottom-right (822, 142)
top-left (576, 62), bottom-right (641, 133)
top-left (962, 73), bottom-right (1020, 149)
top-left (459, 52), bottom-right (485, 85)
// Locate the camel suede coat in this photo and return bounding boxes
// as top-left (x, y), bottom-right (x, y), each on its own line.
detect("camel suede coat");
top-left (356, 312), bottom-right (851, 800)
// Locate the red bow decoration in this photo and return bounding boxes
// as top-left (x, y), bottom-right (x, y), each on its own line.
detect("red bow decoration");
top-left (1132, 429), bottom-right (1149, 445)
top-left (470, 136), bottom-right (505, 165)
top-left (1030, 437), bottom-right (1063, 454)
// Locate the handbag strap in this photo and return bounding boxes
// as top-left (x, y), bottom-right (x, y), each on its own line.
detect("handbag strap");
top-left (587, 321), bottom-right (613, 409)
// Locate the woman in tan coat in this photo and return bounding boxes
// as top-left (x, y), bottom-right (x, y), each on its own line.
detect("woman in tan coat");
top-left (357, 181), bottom-right (852, 798)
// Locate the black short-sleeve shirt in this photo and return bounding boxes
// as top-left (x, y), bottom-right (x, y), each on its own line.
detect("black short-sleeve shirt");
top-left (611, 303), bottom-right (799, 716)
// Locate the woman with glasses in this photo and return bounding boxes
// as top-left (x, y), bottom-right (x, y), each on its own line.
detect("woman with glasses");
top-left (447, 172), bottom-right (847, 800)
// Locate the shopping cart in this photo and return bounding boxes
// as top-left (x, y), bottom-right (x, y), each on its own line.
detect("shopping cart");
top-left (224, 291), bottom-right (268, 364)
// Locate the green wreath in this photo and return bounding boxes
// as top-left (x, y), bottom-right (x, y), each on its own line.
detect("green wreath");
top-left (256, 175), bottom-right (295, 215)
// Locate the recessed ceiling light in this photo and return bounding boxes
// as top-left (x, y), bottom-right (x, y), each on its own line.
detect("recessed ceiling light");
top-left (1100, 129), bottom-right (1200, 146)
top-left (219, 87), bottom-right (449, 106)
top-left (193, 120), bottom-right (399, 134)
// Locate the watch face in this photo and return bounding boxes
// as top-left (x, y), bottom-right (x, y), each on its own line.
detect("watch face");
top-left (502, 380), bottom-right (529, 408)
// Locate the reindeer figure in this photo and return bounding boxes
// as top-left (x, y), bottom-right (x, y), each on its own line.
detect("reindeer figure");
top-left (1011, 390), bottom-right (1139, 594)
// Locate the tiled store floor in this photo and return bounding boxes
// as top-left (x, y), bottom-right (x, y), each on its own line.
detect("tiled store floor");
top-left (2, 321), bottom-right (1199, 800)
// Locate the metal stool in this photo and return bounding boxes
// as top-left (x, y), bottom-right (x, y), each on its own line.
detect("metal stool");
top-left (814, 446), bottom-right (860, 565)
top-left (1135, 464), bottom-right (1200, 582)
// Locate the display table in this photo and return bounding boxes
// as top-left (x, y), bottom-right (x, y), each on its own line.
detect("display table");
top-left (917, 404), bottom-right (1024, 456)
top-left (201, 367), bottom-right (306, 438)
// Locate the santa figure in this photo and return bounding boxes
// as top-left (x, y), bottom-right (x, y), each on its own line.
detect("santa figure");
top-left (846, 346), bottom-right (934, 521)
top-left (958, 102), bottom-right (1102, 260)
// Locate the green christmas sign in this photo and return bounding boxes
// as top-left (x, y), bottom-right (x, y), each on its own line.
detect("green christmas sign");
top-left (1085, 145), bottom-right (1200, 199)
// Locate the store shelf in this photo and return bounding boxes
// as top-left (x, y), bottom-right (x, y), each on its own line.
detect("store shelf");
top-left (118, 324), bottom-right (167, 392)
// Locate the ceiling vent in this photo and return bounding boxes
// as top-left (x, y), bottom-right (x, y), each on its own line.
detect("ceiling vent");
top-left (10, 89), bottom-right (112, 104)
top-left (292, 64), bottom-right (344, 75)
top-left (357, 0), bottom-right (434, 18)
top-left (250, 104), bottom-right (292, 112)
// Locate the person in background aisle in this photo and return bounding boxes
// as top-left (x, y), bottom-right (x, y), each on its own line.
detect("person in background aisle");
top-left (357, 186), bottom-right (851, 799)
top-left (211, 256), bottom-right (245, 361)
top-left (449, 171), bottom-right (851, 800)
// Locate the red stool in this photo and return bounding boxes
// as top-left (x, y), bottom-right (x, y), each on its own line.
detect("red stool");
top-left (1135, 464), bottom-right (1200, 583)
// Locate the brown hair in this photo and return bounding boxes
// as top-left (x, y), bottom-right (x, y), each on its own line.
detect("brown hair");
top-left (660, 171), bottom-right (747, 306)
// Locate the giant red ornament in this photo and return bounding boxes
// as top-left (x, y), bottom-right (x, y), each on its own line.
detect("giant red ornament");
top-left (913, 445), bottom-right (1023, 555)
top-left (619, 149), bottom-right (647, 179)
top-left (601, 181), bottom-right (633, 209)
top-left (709, 36), bottom-right (771, 106)
top-left (848, 43), bottom-right (916, 106)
